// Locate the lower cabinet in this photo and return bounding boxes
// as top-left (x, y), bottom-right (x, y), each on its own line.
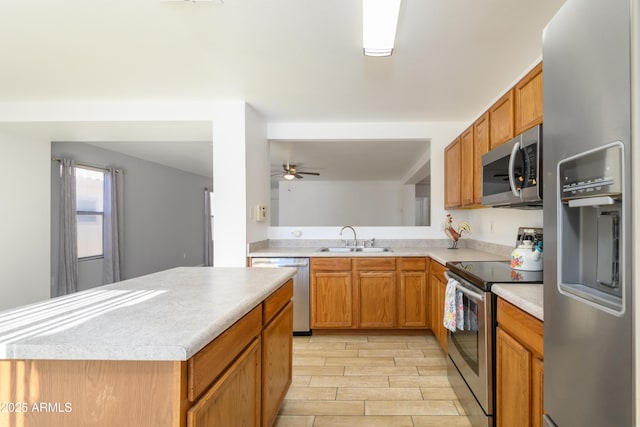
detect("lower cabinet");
top-left (187, 338), bottom-right (261, 427)
top-left (398, 257), bottom-right (430, 328)
top-left (355, 257), bottom-right (397, 328)
top-left (310, 257), bottom-right (429, 330)
top-left (189, 279), bottom-right (294, 427)
top-left (429, 260), bottom-right (448, 352)
top-left (262, 301), bottom-right (293, 427)
top-left (310, 258), bottom-right (354, 328)
top-left (496, 297), bottom-right (544, 427)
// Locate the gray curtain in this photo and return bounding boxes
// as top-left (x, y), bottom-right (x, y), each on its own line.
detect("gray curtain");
top-left (56, 158), bottom-right (78, 297)
top-left (204, 188), bottom-right (213, 266)
top-left (103, 168), bottom-right (124, 284)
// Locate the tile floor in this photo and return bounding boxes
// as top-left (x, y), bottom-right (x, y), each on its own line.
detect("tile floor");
top-left (274, 334), bottom-right (472, 427)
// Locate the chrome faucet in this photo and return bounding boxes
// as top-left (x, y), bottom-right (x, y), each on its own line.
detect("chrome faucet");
top-left (339, 226), bottom-right (357, 247)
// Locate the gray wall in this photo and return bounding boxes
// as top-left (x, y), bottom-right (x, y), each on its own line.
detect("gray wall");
top-left (51, 142), bottom-right (213, 291)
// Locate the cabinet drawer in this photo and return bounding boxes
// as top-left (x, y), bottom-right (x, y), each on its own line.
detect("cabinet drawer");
top-left (354, 257), bottom-right (396, 271)
top-left (311, 257), bottom-right (352, 271)
top-left (497, 298), bottom-right (543, 357)
top-left (188, 305), bottom-right (262, 402)
top-left (263, 280), bottom-right (293, 325)
top-left (398, 257), bottom-right (427, 271)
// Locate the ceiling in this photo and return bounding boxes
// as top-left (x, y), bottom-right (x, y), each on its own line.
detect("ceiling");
top-left (0, 0), bottom-right (565, 176)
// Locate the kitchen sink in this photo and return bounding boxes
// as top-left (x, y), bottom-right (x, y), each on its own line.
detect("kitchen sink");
top-left (356, 247), bottom-right (391, 252)
top-left (318, 247), bottom-right (355, 252)
top-left (317, 247), bottom-right (392, 253)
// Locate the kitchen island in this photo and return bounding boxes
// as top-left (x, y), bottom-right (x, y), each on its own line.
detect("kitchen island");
top-left (0, 266), bottom-right (296, 427)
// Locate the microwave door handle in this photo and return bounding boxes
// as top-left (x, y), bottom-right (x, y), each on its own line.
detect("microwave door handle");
top-left (508, 141), bottom-right (521, 197)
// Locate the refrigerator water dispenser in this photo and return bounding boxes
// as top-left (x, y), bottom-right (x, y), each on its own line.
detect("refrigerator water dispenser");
top-left (557, 142), bottom-right (625, 313)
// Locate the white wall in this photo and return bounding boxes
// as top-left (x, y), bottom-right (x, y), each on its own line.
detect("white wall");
top-left (212, 103), bottom-right (248, 267)
top-left (244, 104), bottom-right (270, 245)
top-left (449, 207), bottom-right (543, 246)
top-left (278, 180), bottom-right (405, 226)
top-left (0, 127), bottom-right (51, 311)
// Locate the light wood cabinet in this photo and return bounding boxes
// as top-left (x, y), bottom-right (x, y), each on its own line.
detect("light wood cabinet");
top-left (442, 62), bottom-right (542, 209)
top-left (262, 293), bottom-right (293, 427)
top-left (188, 338), bottom-right (261, 427)
top-left (310, 257), bottom-right (429, 330)
top-left (429, 260), bottom-right (448, 352)
top-left (496, 297), bottom-right (544, 427)
top-left (355, 257), bottom-right (397, 328)
top-left (310, 258), bottom-right (354, 328)
top-left (0, 279), bottom-right (294, 427)
top-left (489, 89), bottom-right (515, 149)
top-left (460, 126), bottom-right (475, 206)
top-left (515, 62), bottom-right (543, 134)
top-left (473, 112), bottom-right (490, 205)
top-left (445, 137), bottom-right (462, 208)
top-left (398, 257), bottom-right (429, 328)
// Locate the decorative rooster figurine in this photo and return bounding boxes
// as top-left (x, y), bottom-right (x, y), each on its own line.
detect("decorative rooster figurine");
top-left (443, 213), bottom-right (472, 249)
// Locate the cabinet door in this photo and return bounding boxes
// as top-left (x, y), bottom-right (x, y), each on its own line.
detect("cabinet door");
top-left (311, 271), bottom-right (353, 328)
top-left (262, 301), bottom-right (293, 427)
top-left (445, 138), bottom-right (462, 208)
top-left (357, 271), bottom-right (396, 328)
top-left (429, 261), bottom-right (448, 352)
top-left (515, 62), bottom-right (543, 134)
top-left (532, 356), bottom-right (544, 427)
top-left (489, 89), bottom-right (515, 149)
top-left (460, 126), bottom-right (475, 206)
top-left (473, 112), bottom-right (490, 205)
top-left (187, 338), bottom-right (261, 427)
top-left (496, 327), bottom-right (532, 427)
top-left (398, 270), bottom-right (428, 328)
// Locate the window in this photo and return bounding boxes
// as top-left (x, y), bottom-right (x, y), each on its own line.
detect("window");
top-left (76, 166), bottom-right (105, 259)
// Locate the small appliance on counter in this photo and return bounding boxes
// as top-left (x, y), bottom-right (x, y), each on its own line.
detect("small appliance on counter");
top-left (445, 226), bottom-right (543, 427)
top-left (511, 227), bottom-right (543, 271)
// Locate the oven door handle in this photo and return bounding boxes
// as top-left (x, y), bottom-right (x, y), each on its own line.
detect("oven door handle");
top-left (444, 271), bottom-right (485, 302)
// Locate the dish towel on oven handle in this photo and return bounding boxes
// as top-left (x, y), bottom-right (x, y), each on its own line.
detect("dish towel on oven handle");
top-left (443, 277), bottom-right (465, 332)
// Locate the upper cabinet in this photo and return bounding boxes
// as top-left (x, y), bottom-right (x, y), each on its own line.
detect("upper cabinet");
top-left (473, 112), bottom-right (490, 206)
top-left (444, 62), bottom-right (542, 209)
top-left (514, 62), bottom-right (543, 134)
top-left (460, 126), bottom-right (475, 207)
top-left (489, 89), bottom-right (515, 149)
top-left (444, 137), bottom-right (462, 209)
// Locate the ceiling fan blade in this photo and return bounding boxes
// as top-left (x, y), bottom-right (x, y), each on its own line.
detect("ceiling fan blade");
top-left (298, 171), bottom-right (320, 176)
top-left (294, 173), bottom-right (304, 179)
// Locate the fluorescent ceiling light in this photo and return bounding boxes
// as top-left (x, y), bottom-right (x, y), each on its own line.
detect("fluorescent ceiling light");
top-left (362, 0), bottom-right (401, 57)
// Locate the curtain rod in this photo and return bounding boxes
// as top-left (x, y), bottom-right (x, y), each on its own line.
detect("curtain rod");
top-left (52, 157), bottom-right (123, 173)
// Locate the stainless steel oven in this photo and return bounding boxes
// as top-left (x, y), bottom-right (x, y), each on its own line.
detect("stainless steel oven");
top-left (445, 270), bottom-right (494, 427)
top-left (445, 257), bottom-right (544, 427)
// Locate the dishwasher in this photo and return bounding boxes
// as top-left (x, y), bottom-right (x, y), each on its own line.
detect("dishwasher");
top-left (250, 257), bottom-right (310, 335)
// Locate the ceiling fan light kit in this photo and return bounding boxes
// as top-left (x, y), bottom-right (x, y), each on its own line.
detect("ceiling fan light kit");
top-left (279, 163), bottom-right (320, 180)
top-left (362, 0), bottom-right (401, 57)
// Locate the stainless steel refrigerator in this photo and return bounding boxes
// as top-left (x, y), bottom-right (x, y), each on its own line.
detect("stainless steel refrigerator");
top-left (542, 0), bottom-right (637, 425)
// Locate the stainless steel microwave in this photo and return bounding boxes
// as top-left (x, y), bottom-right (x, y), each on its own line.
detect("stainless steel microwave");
top-left (482, 124), bottom-right (542, 208)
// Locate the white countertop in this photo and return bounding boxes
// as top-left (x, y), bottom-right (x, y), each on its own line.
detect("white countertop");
top-left (492, 283), bottom-right (544, 321)
top-left (0, 267), bottom-right (296, 361)
top-left (249, 247), bottom-right (507, 266)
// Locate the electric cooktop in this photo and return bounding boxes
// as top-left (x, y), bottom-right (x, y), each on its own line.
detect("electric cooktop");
top-left (446, 260), bottom-right (543, 291)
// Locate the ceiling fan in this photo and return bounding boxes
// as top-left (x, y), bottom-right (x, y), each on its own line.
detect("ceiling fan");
top-left (277, 163), bottom-right (320, 180)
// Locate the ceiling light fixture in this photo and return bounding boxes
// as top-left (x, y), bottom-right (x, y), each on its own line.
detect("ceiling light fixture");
top-left (362, 0), bottom-right (401, 57)
top-left (283, 173), bottom-right (296, 180)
